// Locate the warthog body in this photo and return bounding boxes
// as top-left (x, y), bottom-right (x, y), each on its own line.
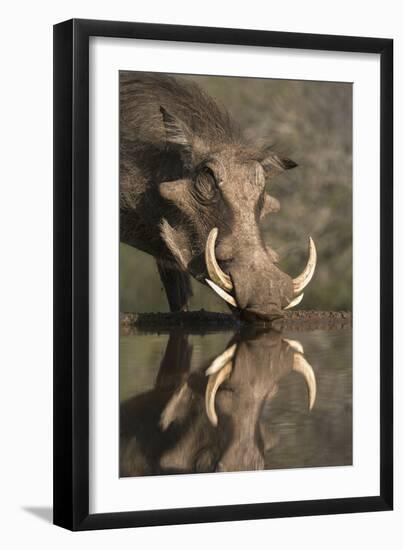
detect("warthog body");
top-left (120, 72), bottom-right (316, 320)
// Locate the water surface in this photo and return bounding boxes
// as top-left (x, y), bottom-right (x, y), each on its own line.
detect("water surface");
top-left (120, 327), bottom-right (352, 476)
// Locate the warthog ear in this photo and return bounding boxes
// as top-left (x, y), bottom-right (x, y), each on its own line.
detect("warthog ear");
top-left (261, 153), bottom-right (298, 178)
top-left (160, 106), bottom-right (193, 154)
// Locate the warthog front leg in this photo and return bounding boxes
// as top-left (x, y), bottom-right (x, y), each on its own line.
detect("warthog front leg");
top-left (157, 260), bottom-right (193, 312)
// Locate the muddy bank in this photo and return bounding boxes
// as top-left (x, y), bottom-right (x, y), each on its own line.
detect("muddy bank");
top-left (121, 310), bottom-right (352, 333)
top-left (271, 310), bottom-right (352, 331)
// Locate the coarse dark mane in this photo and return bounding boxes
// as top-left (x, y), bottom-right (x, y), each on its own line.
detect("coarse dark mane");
top-left (120, 71), bottom-right (240, 148)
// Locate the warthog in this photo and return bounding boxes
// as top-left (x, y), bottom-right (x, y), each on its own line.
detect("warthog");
top-left (120, 329), bottom-right (316, 476)
top-left (120, 72), bottom-right (317, 321)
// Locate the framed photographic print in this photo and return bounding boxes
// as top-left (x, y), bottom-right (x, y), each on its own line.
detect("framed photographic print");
top-left (53, 19), bottom-right (393, 530)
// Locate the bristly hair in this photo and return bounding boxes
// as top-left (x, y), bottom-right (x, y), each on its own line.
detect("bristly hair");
top-left (120, 71), bottom-right (242, 148)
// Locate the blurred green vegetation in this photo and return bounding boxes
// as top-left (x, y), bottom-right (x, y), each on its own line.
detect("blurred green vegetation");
top-left (120, 75), bottom-right (352, 312)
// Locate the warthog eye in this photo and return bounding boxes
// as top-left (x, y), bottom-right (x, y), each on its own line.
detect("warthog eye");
top-left (193, 166), bottom-right (219, 204)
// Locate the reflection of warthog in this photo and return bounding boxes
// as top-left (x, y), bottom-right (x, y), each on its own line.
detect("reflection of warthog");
top-left (120, 73), bottom-right (317, 321)
top-left (120, 329), bottom-right (316, 476)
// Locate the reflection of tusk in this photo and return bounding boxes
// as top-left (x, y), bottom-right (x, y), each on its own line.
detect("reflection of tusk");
top-left (293, 237), bottom-right (317, 295)
top-left (284, 293), bottom-right (304, 310)
top-left (205, 361), bottom-right (233, 426)
top-left (293, 353), bottom-right (317, 411)
top-left (205, 228), bottom-right (233, 291)
top-left (206, 343), bottom-right (237, 376)
top-left (282, 338), bottom-right (304, 355)
top-left (206, 278), bottom-right (238, 308)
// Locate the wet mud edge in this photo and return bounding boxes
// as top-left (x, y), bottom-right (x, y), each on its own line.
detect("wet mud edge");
top-left (120, 310), bottom-right (352, 333)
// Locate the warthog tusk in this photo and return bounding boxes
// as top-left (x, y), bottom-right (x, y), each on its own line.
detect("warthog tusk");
top-left (282, 338), bottom-right (304, 355)
top-left (293, 353), bottom-right (317, 411)
top-left (205, 343), bottom-right (237, 376)
top-left (205, 361), bottom-right (233, 426)
top-left (205, 228), bottom-right (233, 291)
top-left (284, 293), bottom-right (304, 310)
top-left (205, 278), bottom-right (238, 308)
top-left (293, 237), bottom-right (317, 295)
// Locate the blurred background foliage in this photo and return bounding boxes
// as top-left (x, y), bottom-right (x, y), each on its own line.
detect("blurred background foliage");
top-left (120, 75), bottom-right (352, 313)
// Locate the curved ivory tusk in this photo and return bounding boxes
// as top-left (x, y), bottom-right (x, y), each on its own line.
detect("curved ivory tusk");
top-left (284, 293), bottom-right (304, 310)
top-left (205, 361), bottom-right (233, 426)
top-left (293, 237), bottom-right (317, 295)
top-left (205, 278), bottom-right (238, 308)
top-left (282, 338), bottom-right (304, 355)
top-left (205, 228), bottom-right (233, 291)
top-left (205, 343), bottom-right (237, 376)
top-left (293, 353), bottom-right (317, 411)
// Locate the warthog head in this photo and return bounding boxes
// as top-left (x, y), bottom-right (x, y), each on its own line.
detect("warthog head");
top-left (158, 105), bottom-right (316, 321)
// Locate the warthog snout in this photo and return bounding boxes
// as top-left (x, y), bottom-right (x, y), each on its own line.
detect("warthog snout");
top-left (205, 228), bottom-right (317, 321)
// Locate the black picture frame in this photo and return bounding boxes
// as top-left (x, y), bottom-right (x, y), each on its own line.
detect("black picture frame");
top-left (53, 18), bottom-right (393, 531)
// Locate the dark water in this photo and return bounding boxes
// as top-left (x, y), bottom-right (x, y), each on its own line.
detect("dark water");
top-left (120, 327), bottom-right (352, 477)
